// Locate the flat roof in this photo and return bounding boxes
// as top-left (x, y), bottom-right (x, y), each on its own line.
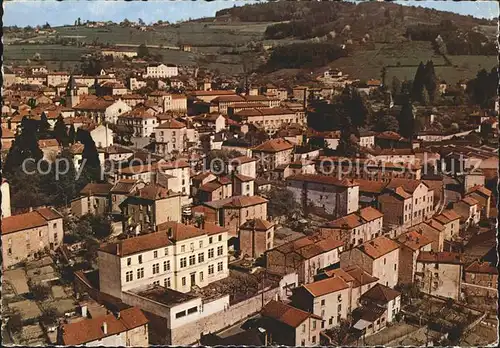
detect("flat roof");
top-left (129, 285), bottom-right (199, 307)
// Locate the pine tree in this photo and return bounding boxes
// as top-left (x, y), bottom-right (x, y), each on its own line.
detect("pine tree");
top-left (76, 129), bottom-right (102, 188)
top-left (53, 115), bottom-right (68, 146)
top-left (4, 117), bottom-right (43, 176)
top-left (49, 149), bottom-right (78, 207)
top-left (424, 60), bottom-right (437, 103)
top-left (391, 76), bottom-right (402, 96)
top-left (68, 124), bottom-right (76, 144)
top-left (421, 88), bottom-right (430, 106)
top-left (340, 86), bottom-right (372, 129)
top-left (398, 97), bottom-right (415, 139)
top-left (411, 62), bottom-right (426, 102)
top-left (38, 112), bottom-right (52, 139)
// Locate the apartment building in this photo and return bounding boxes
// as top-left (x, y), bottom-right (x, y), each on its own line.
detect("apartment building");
top-left (227, 156), bottom-right (257, 178)
top-left (260, 300), bottom-right (322, 346)
top-left (156, 159), bottom-right (191, 197)
top-left (117, 107), bottom-right (158, 137)
top-left (433, 209), bottom-right (461, 241)
top-left (358, 283), bottom-right (401, 324)
top-left (120, 184), bottom-right (182, 234)
top-left (320, 206), bottom-right (383, 248)
top-left (232, 107), bottom-right (305, 135)
top-left (74, 96), bottom-right (131, 124)
top-left (465, 185), bottom-right (492, 219)
top-left (463, 260), bottom-right (498, 298)
top-left (291, 275), bottom-right (350, 330)
top-left (155, 119), bottom-right (198, 155)
top-left (413, 220), bottom-right (446, 252)
top-left (340, 236), bottom-right (400, 288)
top-left (98, 221), bottom-right (229, 297)
top-left (415, 251), bottom-right (463, 300)
top-left (252, 138), bottom-right (294, 173)
top-left (71, 183), bottom-right (113, 217)
top-left (266, 235), bottom-right (343, 284)
top-left (144, 63), bottom-right (178, 78)
top-left (196, 177), bottom-right (233, 203)
top-left (452, 197), bottom-right (481, 228)
top-left (286, 174), bottom-right (359, 219)
top-left (110, 179), bottom-right (146, 214)
top-left (60, 307), bottom-right (149, 346)
top-left (395, 230), bottom-right (433, 284)
top-left (378, 179), bottom-right (434, 228)
top-left (2, 207), bottom-right (63, 268)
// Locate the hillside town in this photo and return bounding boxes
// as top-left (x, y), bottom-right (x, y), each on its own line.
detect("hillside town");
top-left (1, 2), bottom-right (498, 347)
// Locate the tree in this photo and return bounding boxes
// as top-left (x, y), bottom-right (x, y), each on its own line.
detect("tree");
top-left (53, 115), bottom-right (68, 146)
top-left (423, 60), bottom-right (438, 103)
top-left (47, 149), bottom-right (78, 207)
top-left (398, 97), bottom-right (415, 139)
top-left (328, 318), bottom-right (351, 345)
top-left (77, 17), bottom-right (81, 26)
top-left (38, 112), bottom-right (52, 139)
top-left (421, 88), bottom-right (430, 106)
top-left (40, 307), bottom-right (58, 327)
top-left (29, 283), bottom-right (50, 301)
top-left (391, 76), bottom-right (402, 96)
top-left (339, 86), bottom-right (372, 128)
top-left (68, 124), bottom-right (76, 144)
top-left (266, 187), bottom-right (301, 221)
top-left (137, 43), bottom-right (150, 58)
top-left (411, 61), bottom-right (426, 102)
top-left (76, 129), bottom-right (102, 187)
top-left (82, 214), bottom-right (114, 240)
top-left (373, 110), bottom-right (399, 132)
top-left (7, 313), bottom-right (23, 335)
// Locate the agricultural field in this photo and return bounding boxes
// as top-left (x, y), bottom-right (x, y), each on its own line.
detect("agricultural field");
top-left (3, 44), bottom-right (91, 62)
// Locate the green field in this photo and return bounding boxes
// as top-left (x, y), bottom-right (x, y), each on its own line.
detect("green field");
top-left (3, 44), bottom-right (91, 62)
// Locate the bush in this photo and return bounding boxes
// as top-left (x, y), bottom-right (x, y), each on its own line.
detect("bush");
top-left (39, 307), bottom-right (58, 326)
top-left (7, 313), bottom-right (23, 334)
top-left (29, 283), bottom-right (51, 301)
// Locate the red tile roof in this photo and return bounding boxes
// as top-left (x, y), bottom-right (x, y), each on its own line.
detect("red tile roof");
top-left (252, 138), bottom-right (294, 153)
top-left (79, 183), bottom-right (113, 196)
top-left (396, 230), bottom-right (432, 251)
top-left (358, 236), bottom-right (399, 259)
top-left (286, 174), bottom-right (358, 188)
top-left (2, 207), bottom-right (62, 235)
top-left (360, 283), bottom-right (400, 303)
top-left (156, 221), bottom-right (227, 242)
top-left (261, 300), bottom-right (321, 328)
top-left (240, 218), bottom-right (274, 231)
top-left (303, 275), bottom-right (349, 297)
top-left (465, 261), bottom-right (497, 274)
top-left (417, 251), bottom-right (463, 265)
top-left (156, 119), bottom-right (186, 129)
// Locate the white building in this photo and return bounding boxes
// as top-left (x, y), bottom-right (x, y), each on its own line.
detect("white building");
top-left (98, 221), bottom-right (229, 298)
top-left (1, 179), bottom-right (11, 218)
top-left (144, 64), bottom-right (178, 78)
top-left (155, 120), bottom-right (198, 156)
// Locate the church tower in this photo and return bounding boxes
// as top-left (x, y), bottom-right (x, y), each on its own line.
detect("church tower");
top-left (65, 75), bottom-right (80, 107)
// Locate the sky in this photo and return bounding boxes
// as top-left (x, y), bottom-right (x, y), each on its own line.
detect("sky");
top-left (3, 0), bottom-right (499, 27)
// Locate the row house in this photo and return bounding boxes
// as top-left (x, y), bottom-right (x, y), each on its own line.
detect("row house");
top-left (117, 106), bottom-right (159, 137)
top-left (315, 156), bottom-right (423, 181)
top-left (452, 196), bottom-right (481, 228)
top-left (265, 235), bottom-right (343, 284)
top-left (465, 185), bottom-right (492, 219)
top-left (260, 300), bottom-right (322, 346)
top-left (154, 119), bottom-right (198, 155)
top-left (252, 138), bottom-right (294, 173)
top-left (47, 71), bottom-right (70, 87)
top-left (60, 307), bottom-right (149, 346)
top-left (415, 251), bottom-right (463, 300)
top-left (433, 209), bottom-right (461, 242)
top-left (226, 102), bottom-right (268, 116)
top-left (271, 160), bottom-right (316, 181)
top-left (194, 195), bottom-right (268, 238)
top-left (196, 176), bottom-right (233, 203)
top-left (120, 183), bottom-right (182, 234)
top-left (413, 219), bottom-right (446, 252)
top-left (377, 179), bottom-right (434, 228)
top-left (232, 107), bottom-right (304, 135)
top-left (98, 221), bottom-right (229, 297)
top-left (395, 230), bottom-right (433, 284)
top-left (212, 94), bottom-right (280, 115)
top-left (286, 174), bottom-right (359, 219)
top-left (463, 260), bottom-right (497, 298)
top-left (320, 206), bottom-right (384, 249)
top-left (73, 96), bottom-right (131, 123)
top-left (314, 266), bottom-right (379, 314)
top-left (70, 183), bottom-right (113, 217)
top-left (339, 236), bottom-right (400, 288)
top-left (2, 207), bottom-right (64, 268)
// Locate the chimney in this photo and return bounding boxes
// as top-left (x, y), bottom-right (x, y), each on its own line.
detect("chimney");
top-left (102, 321), bottom-right (108, 335)
top-left (116, 243), bottom-right (121, 256)
top-left (81, 304), bottom-right (88, 318)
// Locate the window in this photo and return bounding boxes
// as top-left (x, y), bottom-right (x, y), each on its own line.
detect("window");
top-left (321, 299), bottom-right (325, 306)
top-left (338, 294), bottom-right (342, 302)
top-left (180, 257), bottom-right (187, 268)
top-left (337, 314), bottom-right (341, 323)
top-left (199, 241), bottom-right (203, 248)
top-left (208, 264), bottom-right (214, 275)
top-left (125, 271), bottom-right (133, 282)
top-left (302, 324), bottom-right (306, 333)
top-left (164, 260), bottom-right (170, 272)
top-left (189, 255), bottom-right (195, 266)
top-left (164, 277), bottom-right (171, 288)
top-left (218, 234), bottom-right (222, 242)
top-left (312, 336), bottom-right (316, 344)
top-left (190, 243), bottom-right (194, 251)
top-left (53, 223), bottom-right (57, 229)
top-left (217, 262), bottom-right (223, 272)
top-left (312, 320), bottom-right (317, 329)
top-left (153, 280), bottom-right (160, 286)
top-left (176, 311), bottom-right (186, 319)
top-left (127, 258), bottom-right (131, 266)
top-left (301, 339), bottom-right (306, 346)
top-left (200, 271), bottom-right (204, 282)
top-left (394, 264), bottom-right (397, 271)
top-left (187, 306), bottom-right (197, 315)
top-left (217, 246), bottom-right (223, 256)
top-left (152, 263), bottom-right (160, 274)
top-left (384, 258), bottom-right (386, 265)
top-left (198, 253), bottom-right (204, 263)
top-left (338, 304), bottom-right (342, 312)
top-left (137, 268), bottom-right (144, 279)
top-left (154, 250), bottom-right (158, 258)
top-left (182, 277), bottom-right (186, 286)
top-left (181, 245), bottom-right (185, 252)
top-left (164, 247), bottom-right (169, 256)
top-left (209, 237), bottom-right (213, 244)
top-left (434, 263), bottom-right (439, 269)
top-left (208, 248), bottom-right (214, 259)
top-left (329, 317), bottom-right (333, 325)
top-left (138, 255), bottom-right (142, 264)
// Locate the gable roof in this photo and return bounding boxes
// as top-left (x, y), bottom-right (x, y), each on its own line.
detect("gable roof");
top-left (344, 265), bottom-right (379, 287)
top-left (62, 307), bottom-right (148, 345)
top-left (360, 283), bottom-right (401, 303)
top-left (302, 275), bottom-right (349, 297)
top-left (110, 179), bottom-right (139, 194)
top-left (417, 251), bottom-right (463, 265)
top-left (261, 300), bottom-right (321, 328)
top-left (252, 138), bottom-right (294, 153)
top-left (465, 260), bottom-right (497, 275)
top-left (1, 207), bottom-right (62, 235)
top-left (240, 218), bottom-right (274, 231)
top-left (397, 230), bottom-right (433, 251)
top-left (156, 119), bottom-right (186, 129)
top-left (156, 221), bottom-right (227, 242)
top-left (79, 183), bottom-right (113, 196)
top-left (357, 236), bottom-right (399, 259)
top-left (128, 183), bottom-right (178, 201)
